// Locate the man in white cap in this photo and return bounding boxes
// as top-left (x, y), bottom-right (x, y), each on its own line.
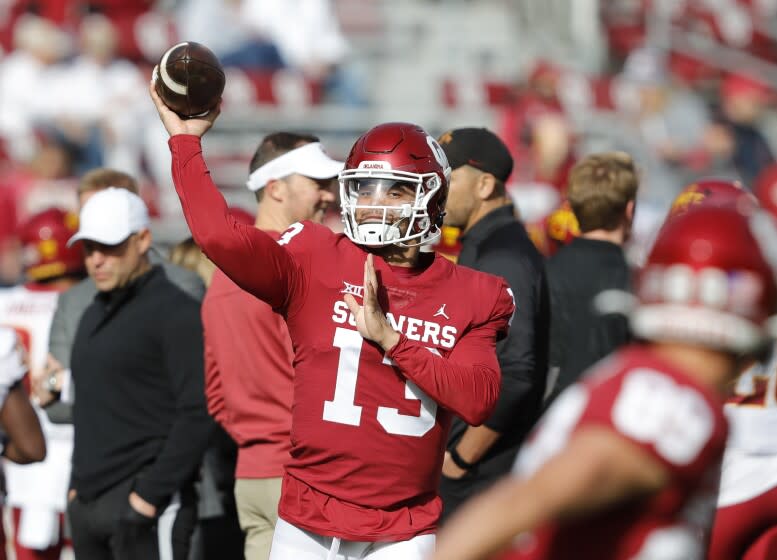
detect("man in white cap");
top-left (39, 168), bottom-right (204, 418)
top-left (67, 187), bottom-right (154, 291)
top-left (64, 188), bottom-right (213, 560)
top-left (202, 132), bottom-right (341, 559)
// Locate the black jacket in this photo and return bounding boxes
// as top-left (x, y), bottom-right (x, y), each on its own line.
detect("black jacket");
top-left (448, 204), bottom-right (550, 479)
top-left (70, 265), bottom-right (213, 507)
top-left (546, 237), bottom-right (632, 395)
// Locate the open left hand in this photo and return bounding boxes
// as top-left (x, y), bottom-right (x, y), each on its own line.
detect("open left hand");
top-left (148, 70), bottom-right (220, 138)
top-left (344, 253), bottom-right (400, 352)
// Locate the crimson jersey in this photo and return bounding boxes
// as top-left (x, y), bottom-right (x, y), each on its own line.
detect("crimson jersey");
top-left (170, 135), bottom-right (515, 541)
top-left (503, 346), bottom-right (727, 560)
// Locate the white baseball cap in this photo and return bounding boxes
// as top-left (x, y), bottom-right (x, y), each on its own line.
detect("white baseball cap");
top-left (246, 142), bottom-right (344, 192)
top-left (68, 187), bottom-right (150, 247)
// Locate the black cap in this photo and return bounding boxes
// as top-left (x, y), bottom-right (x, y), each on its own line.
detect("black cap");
top-left (437, 128), bottom-right (513, 182)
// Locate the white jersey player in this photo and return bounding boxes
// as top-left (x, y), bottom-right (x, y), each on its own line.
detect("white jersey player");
top-left (708, 347), bottom-right (777, 559)
top-left (0, 208), bottom-right (84, 556)
top-left (0, 326), bottom-right (45, 460)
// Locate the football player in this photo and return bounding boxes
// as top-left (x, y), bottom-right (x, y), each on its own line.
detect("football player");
top-left (0, 325), bottom-right (47, 560)
top-left (150, 85), bottom-right (515, 559)
top-left (0, 208), bottom-right (84, 560)
top-left (0, 326), bottom-right (45, 463)
top-left (706, 174), bottom-right (777, 559)
top-left (432, 204), bottom-right (777, 560)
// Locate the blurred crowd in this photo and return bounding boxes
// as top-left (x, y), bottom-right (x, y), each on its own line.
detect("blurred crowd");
top-left (0, 0), bottom-right (359, 287)
top-left (496, 48), bottom-right (777, 268)
top-left (3, 1), bottom-right (776, 284)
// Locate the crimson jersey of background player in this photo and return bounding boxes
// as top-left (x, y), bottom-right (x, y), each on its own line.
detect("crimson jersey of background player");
top-left (151, 85), bottom-right (514, 556)
top-left (433, 204), bottom-right (777, 560)
top-left (504, 347), bottom-right (727, 560)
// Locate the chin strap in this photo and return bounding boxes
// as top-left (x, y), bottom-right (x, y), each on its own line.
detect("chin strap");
top-left (355, 223), bottom-right (401, 245)
top-left (355, 223), bottom-right (443, 249)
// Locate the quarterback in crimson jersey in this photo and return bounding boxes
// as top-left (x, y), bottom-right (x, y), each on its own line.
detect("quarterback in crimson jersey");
top-left (433, 205), bottom-right (777, 560)
top-left (151, 85), bottom-right (514, 558)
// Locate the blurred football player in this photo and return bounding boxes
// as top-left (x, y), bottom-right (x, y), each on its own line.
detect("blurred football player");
top-left (0, 208), bottom-right (84, 560)
top-left (707, 174), bottom-right (777, 559)
top-left (0, 325), bottom-right (47, 560)
top-left (150, 85), bottom-right (514, 559)
top-left (432, 204), bottom-right (777, 560)
top-left (0, 326), bottom-right (46, 464)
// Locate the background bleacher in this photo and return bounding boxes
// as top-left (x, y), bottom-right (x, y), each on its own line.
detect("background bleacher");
top-left (3, 0), bottom-right (777, 265)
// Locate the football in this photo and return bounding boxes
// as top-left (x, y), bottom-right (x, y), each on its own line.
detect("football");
top-left (153, 41), bottom-right (225, 118)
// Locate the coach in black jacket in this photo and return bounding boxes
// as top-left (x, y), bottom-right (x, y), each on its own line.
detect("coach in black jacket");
top-left (66, 188), bottom-right (213, 560)
top-left (437, 128), bottom-right (549, 522)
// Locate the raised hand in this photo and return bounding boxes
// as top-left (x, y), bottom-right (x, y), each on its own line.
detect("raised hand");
top-left (149, 69), bottom-right (220, 138)
top-left (343, 253), bottom-right (400, 351)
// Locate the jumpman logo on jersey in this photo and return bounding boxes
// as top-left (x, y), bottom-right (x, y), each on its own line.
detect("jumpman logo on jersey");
top-left (433, 304), bottom-right (450, 320)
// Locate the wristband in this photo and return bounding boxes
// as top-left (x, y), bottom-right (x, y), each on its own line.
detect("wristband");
top-left (449, 447), bottom-right (477, 471)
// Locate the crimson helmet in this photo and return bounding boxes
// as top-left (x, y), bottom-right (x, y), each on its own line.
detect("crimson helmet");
top-left (18, 208), bottom-right (84, 282)
top-left (633, 206), bottom-right (777, 354)
top-left (666, 178), bottom-right (756, 223)
top-left (754, 164), bottom-right (777, 218)
top-left (339, 122), bottom-right (451, 247)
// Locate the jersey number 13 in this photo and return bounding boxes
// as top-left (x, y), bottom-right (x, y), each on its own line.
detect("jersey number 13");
top-left (323, 327), bottom-right (438, 437)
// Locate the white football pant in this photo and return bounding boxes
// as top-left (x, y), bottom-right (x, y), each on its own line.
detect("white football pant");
top-left (269, 518), bottom-right (435, 560)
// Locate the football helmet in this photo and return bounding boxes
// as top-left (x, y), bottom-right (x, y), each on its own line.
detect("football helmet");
top-left (633, 205), bottom-right (777, 354)
top-left (339, 122), bottom-right (451, 247)
top-left (666, 178), bottom-right (756, 223)
top-left (18, 208), bottom-right (84, 282)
